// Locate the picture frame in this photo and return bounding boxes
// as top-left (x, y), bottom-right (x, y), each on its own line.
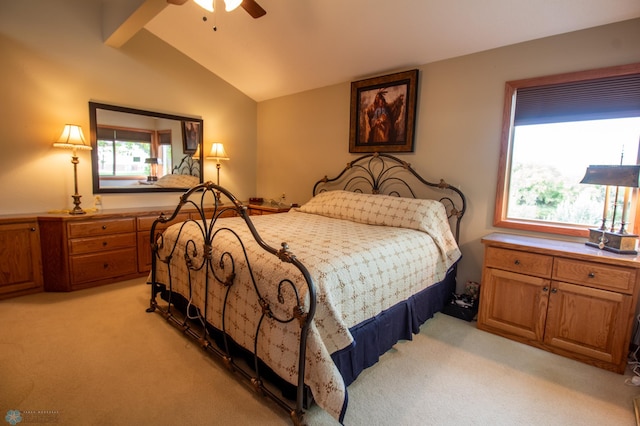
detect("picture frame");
top-left (349, 69), bottom-right (419, 153)
top-left (182, 120), bottom-right (201, 154)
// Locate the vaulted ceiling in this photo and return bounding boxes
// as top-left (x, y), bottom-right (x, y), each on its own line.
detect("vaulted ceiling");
top-left (121, 0), bottom-right (640, 102)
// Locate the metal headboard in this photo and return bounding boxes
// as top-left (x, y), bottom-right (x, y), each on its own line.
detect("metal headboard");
top-left (312, 153), bottom-right (466, 242)
top-left (172, 155), bottom-right (201, 177)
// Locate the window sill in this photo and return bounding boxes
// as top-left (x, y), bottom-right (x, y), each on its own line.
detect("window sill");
top-left (494, 218), bottom-right (590, 238)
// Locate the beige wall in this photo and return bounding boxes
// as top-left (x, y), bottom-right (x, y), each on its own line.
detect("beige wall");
top-left (2, 1), bottom-right (639, 290)
top-left (257, 18), bottom-right (640, 288)
top-left (0, 0), bottom-right (257, 215)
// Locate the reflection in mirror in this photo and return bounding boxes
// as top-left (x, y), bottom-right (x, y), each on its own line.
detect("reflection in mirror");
top-left (89, 102), bottom-right (203, 193)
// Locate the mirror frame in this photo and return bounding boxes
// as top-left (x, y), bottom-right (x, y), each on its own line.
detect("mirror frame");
top-left (89, 102), bottom-right (204, 193)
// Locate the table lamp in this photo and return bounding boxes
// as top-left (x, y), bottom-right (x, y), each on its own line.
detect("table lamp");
top-left (145, 157), bottom-right (158, 182)
top-left (580, 164), bottom-right (640, 254)
top-left (206, 142), bottom-right (229, 201)
top-left (53, 124), bottom-right (92, 215)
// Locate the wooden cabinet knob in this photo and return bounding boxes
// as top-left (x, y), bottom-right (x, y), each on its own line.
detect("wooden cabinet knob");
top-left (102, 225), bottom-right (107, 230)
top-left (588, 272), bottom-right (595, 278)
top-left (543, 287), bottom-right (549, 292)
top-left (514, 260), bottom-right (520, 265)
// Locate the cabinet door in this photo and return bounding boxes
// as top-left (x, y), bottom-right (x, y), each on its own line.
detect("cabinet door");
top-left (0, 221), bottom-right (43, 297)
top-left (478, 268), bottom-right (550, 342)
top-left (544, 281), bottom-right (631, 366)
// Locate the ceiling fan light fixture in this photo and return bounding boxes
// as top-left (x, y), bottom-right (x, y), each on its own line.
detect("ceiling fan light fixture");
top-left (194, 0), bottom-right (214, 12)
top-left (224, 0), bottom-right (242, 12)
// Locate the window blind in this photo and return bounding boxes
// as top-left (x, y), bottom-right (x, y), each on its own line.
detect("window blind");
top-left (96, 126), bottom-right (152, 143)
top-left (158, 131), bottom-right (172, 145)
top-left (514, 74), bottom-right (640, 125)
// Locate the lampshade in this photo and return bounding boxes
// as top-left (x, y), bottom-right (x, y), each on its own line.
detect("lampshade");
top-left (206, 143), bottom-right (230, 162)
top-left (224, 0), bottom-right (242, 11)
top-left (53, 124), bottom-right (92, 151)
top-left (580, 165), bottom-right (640, 188)
top-left (194, 0), bottom-right (214, 12)
top-left (192, 146), bottom-right (200, 159)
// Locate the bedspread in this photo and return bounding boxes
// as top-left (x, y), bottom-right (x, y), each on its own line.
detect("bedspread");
top-left (153, 195), bottom-right (460, 421)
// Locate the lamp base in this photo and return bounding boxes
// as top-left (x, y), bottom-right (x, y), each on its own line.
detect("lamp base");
top-left (586, 228), bottom-right (638, 254)
top-left (69, 194), bottom-right (86, 215)
top-left (214, 190), bottom-right (224, 205)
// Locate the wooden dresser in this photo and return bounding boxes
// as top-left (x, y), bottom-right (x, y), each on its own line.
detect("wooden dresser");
top-left (40, 211), bottom-right (145, 292)
top-left (478, 232), bottom-right (640, 374)
top-left (34, 202), bottom-right (290, 293)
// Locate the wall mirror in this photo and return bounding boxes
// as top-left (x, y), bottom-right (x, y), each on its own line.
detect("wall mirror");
top-left (89, 102), bottom-right (203, 193)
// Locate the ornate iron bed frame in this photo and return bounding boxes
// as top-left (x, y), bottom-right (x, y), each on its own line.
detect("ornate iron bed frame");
top-left (146, 153), bottom-right (466, 425)
top-left (313, 153), bottom-right (466, 242)
top-left (172, 154), bottom-right (201, 177)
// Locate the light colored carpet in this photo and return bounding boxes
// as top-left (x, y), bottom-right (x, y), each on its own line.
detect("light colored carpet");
top-left (1, 278), bottom-right (638, 425)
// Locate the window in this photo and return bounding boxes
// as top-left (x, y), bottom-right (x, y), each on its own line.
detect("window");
top-left (97, 127), bottom-right (153, 179)
top-left (157, 129), bottom-right (173, 176)
top-left (495, 63), bottom-right (640, 237)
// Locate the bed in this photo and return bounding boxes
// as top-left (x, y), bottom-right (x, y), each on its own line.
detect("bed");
top-left (146, 153), bottom-right (466, 424)
top-left (137, 155), bottom-right (201, 188)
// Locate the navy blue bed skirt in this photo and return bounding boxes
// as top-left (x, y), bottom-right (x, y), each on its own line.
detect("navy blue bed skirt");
top-left (332, 268), bottom-right (456, 386)
top-left (155, 266), bottom-right (456, 409)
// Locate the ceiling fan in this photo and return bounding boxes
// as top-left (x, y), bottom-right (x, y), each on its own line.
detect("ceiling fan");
top-left (167, 0), bottom-right (267, 19)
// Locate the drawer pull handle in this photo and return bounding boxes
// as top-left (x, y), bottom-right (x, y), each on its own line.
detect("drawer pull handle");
top-left (542, 287), bottom-right (549, 292)
top-left (551, 288), bottom-right (558, 293)
top-left (514, 260), bottom-right (520, 265)
top-left (588, 272), bottom-right (595, 278)
top-left (102, 241), bottom-right (108, 247)
top-left (103, 263), bottom-right (109, 269)
top-left (102, 225), bottom-right (107, 230)
top-left (30, 227), bottom-right (36, 232)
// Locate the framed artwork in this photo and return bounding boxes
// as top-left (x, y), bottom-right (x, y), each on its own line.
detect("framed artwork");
top-left (182, 120), bottom-right (201, 154)
top-left (349, 69), bottom-right (419, 153)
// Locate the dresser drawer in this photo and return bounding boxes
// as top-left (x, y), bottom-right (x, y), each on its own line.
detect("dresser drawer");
top-left (248, 208), bottom-right (264, 215)
top-left (484, 246), bottom-right (553, 278)
top-left (69, 247), bottom-right (138, 285)
top-left (68, 233), bottom-right (136, 255)
top-left (553, 257), bottom-right (636, 294)
top-left (137, 213), bottom-right (190, 232)
top-left (68, 218), bottom-right (135, 238)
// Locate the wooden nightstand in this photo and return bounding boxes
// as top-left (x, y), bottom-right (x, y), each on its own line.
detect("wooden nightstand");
top-left (477, 232), bottom-right (640, 374)
top-left (247, 202), bottom-right (291, 215)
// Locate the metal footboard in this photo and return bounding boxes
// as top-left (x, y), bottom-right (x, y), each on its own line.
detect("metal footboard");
top-left (146, 182), bottom-right (316, 425)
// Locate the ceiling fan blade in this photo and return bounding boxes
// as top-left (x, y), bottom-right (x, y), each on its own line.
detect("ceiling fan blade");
top-left (241, 0), bottom-right (267, 18)
top-left (167, 0), bottom-right (189, 5)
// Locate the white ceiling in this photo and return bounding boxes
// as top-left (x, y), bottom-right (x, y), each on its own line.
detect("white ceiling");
top-left (144, 0), bottom-right (640, 102)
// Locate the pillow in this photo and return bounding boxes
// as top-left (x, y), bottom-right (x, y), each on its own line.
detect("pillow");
top-left (297, 190), bottom-right (460, 263)
top-left (297, 190), bottom-right (447, 234)
top-left (154, 174), bottom-right (200, 188)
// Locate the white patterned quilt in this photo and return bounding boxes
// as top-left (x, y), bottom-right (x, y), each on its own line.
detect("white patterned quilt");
top-left (152, 191), bottom-right (461, 421)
